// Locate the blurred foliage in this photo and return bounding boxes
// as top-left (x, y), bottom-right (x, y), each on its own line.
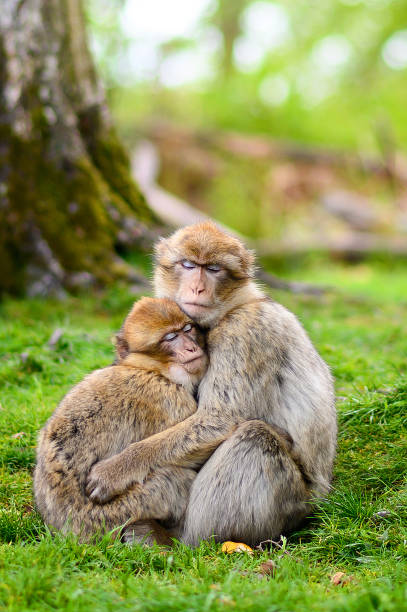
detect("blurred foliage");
top-left (86, 0), bottom-right (407, 151)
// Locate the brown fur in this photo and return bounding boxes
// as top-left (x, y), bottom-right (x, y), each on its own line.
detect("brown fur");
top-left (155, 221), bottom-right (256, 279)
top-left (34, 298), bottom-right (207, 542)
top-left (119, 297), bottom-right (195, 356)
top-left (85, 223), bottom-right (336, 546)
top-left (122, 519), bottom-right (173, 546)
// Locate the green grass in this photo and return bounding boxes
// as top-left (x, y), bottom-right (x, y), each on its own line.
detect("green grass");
top-left (1, 260), bottom-right (406, 611)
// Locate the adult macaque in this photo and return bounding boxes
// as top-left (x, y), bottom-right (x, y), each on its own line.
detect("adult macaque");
top-left (86, 222), bottom-right (337, 546)
top-left (34, 298), bottom-right (208, 543)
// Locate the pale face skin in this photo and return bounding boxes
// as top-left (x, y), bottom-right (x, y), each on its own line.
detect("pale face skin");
top-left (174, 260), bottom-right (227, 327)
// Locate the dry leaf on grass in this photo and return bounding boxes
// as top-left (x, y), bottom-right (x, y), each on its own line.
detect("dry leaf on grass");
top-left (221, 541), bottom-right (253, 554)
top-left (239, 559), bottom-right (277, 580)
top-left (373, 510), bottom-right (391, 519)
top-left (258, 560), bottom-right (277, 577)
top-left (330, 572), bottom-right (353, 586)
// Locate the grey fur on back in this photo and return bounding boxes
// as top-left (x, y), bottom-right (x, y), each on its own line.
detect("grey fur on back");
top-left (181, 294), bottom-right (336, 546)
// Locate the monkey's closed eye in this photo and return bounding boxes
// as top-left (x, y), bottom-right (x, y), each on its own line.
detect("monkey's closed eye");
top-left (163, 332), bottom-right (177, 341)
top-left (183, 323), bottom-right (193, 332)
top-left (181, 260), bottom-right (196, 269)
top-left (206, 264), bottom-right (221, 273)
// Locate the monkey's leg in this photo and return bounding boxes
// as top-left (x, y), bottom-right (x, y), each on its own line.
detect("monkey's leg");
top-left (69, 466), bottom-right (196, 541)
top-left (181, 420), bottom-right (310, 548)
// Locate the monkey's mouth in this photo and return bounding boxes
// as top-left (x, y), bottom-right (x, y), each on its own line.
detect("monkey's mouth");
top-left (182, 355), bottom-right (203, 365)
top-left (183, 302), bottom-right (212, 309)
top-left (181, 354), bottom-right (206, 373)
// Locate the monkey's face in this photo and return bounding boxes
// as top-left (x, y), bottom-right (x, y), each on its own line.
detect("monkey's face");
top-left (117, 297), bottom-right (208, 384)
top-left (154, 222), bottom-right (255, 328)
top-left (160, 323), bottom-right (208, 376)
top-left (173, 260), bottom-right (227, 327)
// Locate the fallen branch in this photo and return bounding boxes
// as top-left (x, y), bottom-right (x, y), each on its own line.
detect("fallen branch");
top-left (256, 233), bottom-right (407, 258)
top-left (132, 140), bottom-right (216, 228)
top-left (142, 123), bottom-right (407, 184)
top-left (256, 269), bottom-right (329, 296)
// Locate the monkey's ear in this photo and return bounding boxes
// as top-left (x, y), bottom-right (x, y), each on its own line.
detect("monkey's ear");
top-left (154, 235), bottom-right (182, 268)
top-left (154, 237), bottom-right (171, 264)
top-left (242, 248), bottom-right (256, 278)
top-left (115, 333), bottom-right (129, 360)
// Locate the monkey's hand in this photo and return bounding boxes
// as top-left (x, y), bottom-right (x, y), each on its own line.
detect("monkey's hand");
top-left (86, 457), bottom-right (129, 504)
top-left (85, 451), bottom-right (150, 504)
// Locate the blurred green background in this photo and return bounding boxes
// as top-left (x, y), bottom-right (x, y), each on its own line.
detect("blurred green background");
top-left (88, 0), bottom-right (407, 148)
top-left (85, 0), bottom-right (407, 247)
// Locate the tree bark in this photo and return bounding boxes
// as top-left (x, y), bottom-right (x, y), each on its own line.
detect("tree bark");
top-left (0, 0), bottom-right (158, 297)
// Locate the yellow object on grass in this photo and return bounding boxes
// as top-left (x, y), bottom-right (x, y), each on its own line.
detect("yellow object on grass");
top-left (221, 541), bottom-right (253, 554)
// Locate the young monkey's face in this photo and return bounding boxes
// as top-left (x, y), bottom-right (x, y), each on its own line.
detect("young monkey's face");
top-left (118, 297), bottom-right (208, 390)
top-left (160, 322), bottom-right (208, 379)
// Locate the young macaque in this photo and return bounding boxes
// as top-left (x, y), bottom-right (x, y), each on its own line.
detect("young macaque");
top-left (34, 297), bottom-right (208, 543)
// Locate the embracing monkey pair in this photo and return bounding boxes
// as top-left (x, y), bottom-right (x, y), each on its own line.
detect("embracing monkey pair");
top-left (34, 222), bottom-right (337, 546)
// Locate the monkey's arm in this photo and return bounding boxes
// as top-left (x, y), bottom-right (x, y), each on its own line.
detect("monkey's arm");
top-left (86, 306), bottom-right (282, 504)
top-left (86, 411), bottom-right (236, 503)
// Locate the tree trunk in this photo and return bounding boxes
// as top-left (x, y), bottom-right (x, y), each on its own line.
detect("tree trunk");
top-left (0, 0), bottom-right (158, 297)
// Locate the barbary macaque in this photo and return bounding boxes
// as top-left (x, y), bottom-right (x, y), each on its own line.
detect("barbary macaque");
top-left (86, 222), bottom-right (337, 547)
top-left (34, 297), bottom-right (208, 542)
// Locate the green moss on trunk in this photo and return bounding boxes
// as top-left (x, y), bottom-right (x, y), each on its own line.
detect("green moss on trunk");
top-left (0, 115), bottom-right (152, 295)
top-left (78, 105), bottom-right (158, 225)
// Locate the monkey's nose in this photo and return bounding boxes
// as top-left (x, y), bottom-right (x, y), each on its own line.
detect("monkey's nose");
top-left (186, 344), bottom-right (198, 352)
top-left (192, 286), bottom-right (205, 295)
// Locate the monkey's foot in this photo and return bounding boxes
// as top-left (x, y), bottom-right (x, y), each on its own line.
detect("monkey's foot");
top-left (122, 520), bottom-right (173, 547)
top-left (221, 541), bottom-right (253, 554)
